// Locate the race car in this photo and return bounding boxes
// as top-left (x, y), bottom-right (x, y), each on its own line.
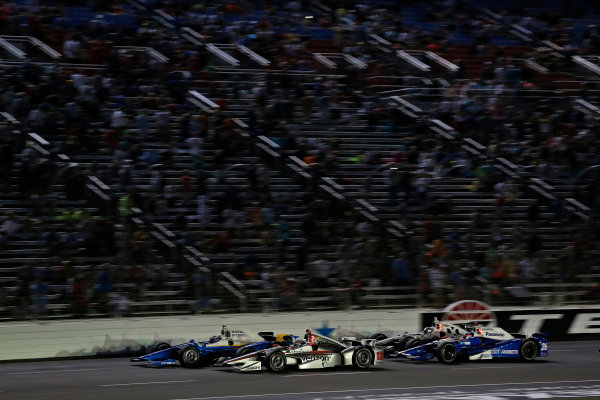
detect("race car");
top-left (131, 326), bottom-right (294, 368)
top-left (399, 323), bottom-right (548, 363)
top-left (372, 318), bottom-right (469, 355)
top-left (223, 329), bottom-right (385, 373)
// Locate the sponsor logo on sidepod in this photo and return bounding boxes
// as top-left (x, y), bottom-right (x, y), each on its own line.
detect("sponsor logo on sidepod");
top-left (301, 355), bottom-right (331, 362)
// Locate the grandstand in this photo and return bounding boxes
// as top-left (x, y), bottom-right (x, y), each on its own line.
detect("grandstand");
top-left (0, 0), bottom-right (598, 320)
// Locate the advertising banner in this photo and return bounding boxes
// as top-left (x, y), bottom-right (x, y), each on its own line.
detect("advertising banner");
top-left (422, 300), bottom-right (600, 340)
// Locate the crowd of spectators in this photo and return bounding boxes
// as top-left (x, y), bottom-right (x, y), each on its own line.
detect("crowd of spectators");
top-left (0, 0), bottom-right (598, 320)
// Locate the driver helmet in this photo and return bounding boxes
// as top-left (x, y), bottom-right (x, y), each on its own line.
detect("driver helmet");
top-left (209, 335), bottom-right (222, 343)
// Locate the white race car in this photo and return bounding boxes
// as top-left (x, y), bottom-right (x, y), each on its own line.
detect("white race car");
top-left (223, 329), bottom-right (385, 373)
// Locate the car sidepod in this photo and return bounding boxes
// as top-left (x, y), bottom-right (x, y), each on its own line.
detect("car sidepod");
top-left (223, 349), bottom-right (265, 372)
top-left (451, 336), bottom-right (547, 361)
top-left (399, 341), bottom-right (438, 361)
top-left (295, 351), bottom-right (342, 370)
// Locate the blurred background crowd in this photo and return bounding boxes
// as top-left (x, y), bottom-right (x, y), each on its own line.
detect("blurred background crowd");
top-left (0, 0), bottom-right (599, 320)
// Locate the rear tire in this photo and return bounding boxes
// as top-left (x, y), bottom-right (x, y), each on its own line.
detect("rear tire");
top-left (405, 338), bottom-right (425, 349)
top-left (266, 350), bottom-right (287, 372)
top-left (519, 339), bottom-right (538, 361)
top-left (396, 335), bottom-right (413, 351)
top-left (370, 333), bottom-right (387, 340)
top-left (436, 342), bottom-right (458, 364)
top-left (153, 342), bottom-right (171, 352)
top-left (352, 347), bottom-right (373, 369)
top-left (178, 345), bottom-right (202, 368)
top-left (235, 346), bottom-right (256, 357)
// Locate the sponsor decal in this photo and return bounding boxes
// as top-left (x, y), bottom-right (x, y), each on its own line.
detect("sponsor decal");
top-left (424, 304), bottom-right (600, 340)
top-left (315, 338), bottom-right (340, 351)
top-left (567, 313), bottom-right (600, 334)
top-left (300, 355), bottom-right (331, 362)
top-left (484, 332), bottom-right (505, 337)
top-left (490, 349), bottom-right (518, 355)
top-left (241, 361), bottom-right (262, 371)
top-left (442, 300), bottom-right (496, 324)
top-left (509, 314), bottom-right (564, 333)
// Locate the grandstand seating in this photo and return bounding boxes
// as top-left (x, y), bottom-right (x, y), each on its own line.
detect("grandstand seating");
top-left (0, 0), bottom-right (598, 320)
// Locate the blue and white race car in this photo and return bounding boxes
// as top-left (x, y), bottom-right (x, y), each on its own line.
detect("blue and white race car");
top-left (131, 326), bottom-right (294, 368)
top-left (400, 323), bottom-right (548, 363)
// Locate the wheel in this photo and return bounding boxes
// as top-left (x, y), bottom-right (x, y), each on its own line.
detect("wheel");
top-left (396, 335), bottom-right (413, 351)
top-left (266, 350), bottom-right (287, 372)
top-left (405, 338), bottom-right (425, 349)
top-left (153, 342), bottom-right (171, 352)
top-left (370, 333), bottom-right (387, 340)
top-left (436, 342), bottom-right (458, 364)
top-left (178, 345), bottom-right (202, 368)
top-left (235, 346), bottom-right (256, 357)
top-left (519, 339), bottom-right (538, 361)
top-left (352, 347), bottom-right (373, 369)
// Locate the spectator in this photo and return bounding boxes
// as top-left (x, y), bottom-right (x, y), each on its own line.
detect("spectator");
top-left (390, 252), bottom-right (412, 285)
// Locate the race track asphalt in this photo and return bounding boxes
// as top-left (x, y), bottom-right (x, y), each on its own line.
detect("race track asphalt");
top-left (1, 341), bottom-right (599, 400)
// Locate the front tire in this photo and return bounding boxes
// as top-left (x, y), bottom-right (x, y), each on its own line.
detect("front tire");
top-left (436, 342), bottom-right (458, 364)
top-left (352, 347), bottom-right (373, 369)
top-left (178, 345), bottom-right (202, 368)
top-left (266, 350), bottom-right (287, 372)
top-left (519, 339), bottom-right (538, 361)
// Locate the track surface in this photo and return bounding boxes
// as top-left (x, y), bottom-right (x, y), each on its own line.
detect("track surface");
top-left (1, 341), bottom-right (599, 400)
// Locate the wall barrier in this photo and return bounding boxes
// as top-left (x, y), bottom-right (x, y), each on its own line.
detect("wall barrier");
top-left (423, 306), bottom-right (600, 341)
top-left (2, 304), bottom-right (598, 362)
top-left (0, 309), bottom-right (420, 361)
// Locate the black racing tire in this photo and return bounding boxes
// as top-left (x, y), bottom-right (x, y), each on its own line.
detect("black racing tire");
top-left (370, 333), bottom-right (387, 340)
top-left (405, 338), bottom-right (425, 349)
top-left (396, 335), bottom-right (413, 351)
top-left (436, 342), bottom-right (458, 364)
top-left (519, 339), bottom-right (538, 361)
top-left (352, 346), bottom-right (373, 369)
top-left (235, 346), bottom-right (256, 357)
top-left (266, 350), bottom-right (287, 373)
top-left (178, 345), bottom-right (202, 368)
top-left (153, 342), bottom-right (171, 352)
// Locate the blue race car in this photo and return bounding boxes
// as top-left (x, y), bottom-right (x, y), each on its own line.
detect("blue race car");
top-left (131, 326), bottom-right (294, 368)
top-left (400, 323), bottom-right (548, 364)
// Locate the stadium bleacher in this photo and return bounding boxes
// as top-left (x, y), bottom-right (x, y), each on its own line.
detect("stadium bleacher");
top-left (0, 0), bottom-right (598, 320)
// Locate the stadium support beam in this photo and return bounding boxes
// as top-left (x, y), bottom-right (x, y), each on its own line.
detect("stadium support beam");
top-left (396, 50), bottom-right (430, 71)
top-left (342, 54), bottom-right (367, 69)
top-left (236, 44), bottom-right (270, 66)
top-left (206, 43), bottom-right (239, 66)
top-left (189, 90), bottom-right (220, 111)
top-left (0, 37), bottom-right (26, 59)
top-left (572, 56), bottom-right (600, 75)
top-left (29, 36), bottom-right (61, 59)
top-left (313, 53), bottom-right (337, 69)
top-left (424, 51), bottom-right (459, 72)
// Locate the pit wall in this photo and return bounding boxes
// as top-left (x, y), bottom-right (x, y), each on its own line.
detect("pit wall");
top-left (0, 309), bottom-right (420, 361)
top-left (2, 306), bottom-right (599, 361)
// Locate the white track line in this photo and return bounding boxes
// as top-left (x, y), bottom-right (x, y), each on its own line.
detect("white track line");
top-left (169, 379), bottom-right (600, 400)
top-left (8, 368), bottom-right (101, 375)
top-left (102, 379), bottom-right (197, 387)
top-left (282, 371), bottom-right (372, 377)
